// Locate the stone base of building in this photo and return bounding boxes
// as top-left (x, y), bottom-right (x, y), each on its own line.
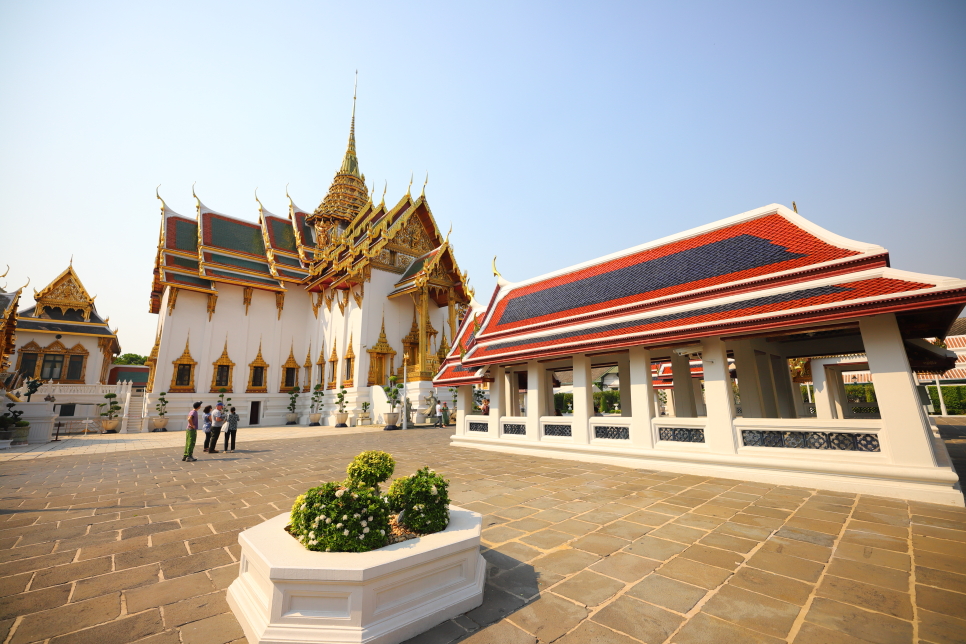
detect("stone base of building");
top-left (451, 432), bottom-right (964, 507)
top-left (227, 507), bottom-right (484, 644)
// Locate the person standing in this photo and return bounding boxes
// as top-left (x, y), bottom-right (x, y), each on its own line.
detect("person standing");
top-left (223, 406), bottom-right (239, 452)
top-left (441, 401), bottom-right (450, 427)
top-left (201, 405), bottom-right (214, 452)
top-left (209, 401), bottom-right (225, 453)
top-left (481, 399), bottom-right (489, 415)
top-left (433, 400), bottom-right (443, 427)
top-left (183, 401), bottom-right (201, 462)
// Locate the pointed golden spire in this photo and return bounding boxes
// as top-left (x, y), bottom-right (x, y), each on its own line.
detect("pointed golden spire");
top-left (792, 201), bottom-right (798, 213)
top-left (421, 172), bottom-right (428, 197)
top-left (380, 180), bottom-right (387, 207)
top-left (313, 74), bottom-right (368, 223)
top-left (156, 185), bottom-right (167, 212)
top-left (407, 172), bottom-right (413, 196)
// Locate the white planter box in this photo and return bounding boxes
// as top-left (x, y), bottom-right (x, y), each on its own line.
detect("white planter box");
top-left (227, 506), bottom-right (484, 644)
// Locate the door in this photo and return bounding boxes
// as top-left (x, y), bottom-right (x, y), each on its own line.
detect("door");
top-left (249, 401), bottom-right (261, 425)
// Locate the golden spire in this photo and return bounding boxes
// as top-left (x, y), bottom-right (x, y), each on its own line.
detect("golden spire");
top-left (421, 172), bottom-right (428, 197)
top-left (792, 201), bottom-right (798, 213)
top-left (313, 74), bottom-right (368, 224)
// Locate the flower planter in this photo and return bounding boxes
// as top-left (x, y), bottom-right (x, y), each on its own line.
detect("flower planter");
top-left (285, 412), bottom-right (298, 426)
top-left (0, 429), bottom-right (13, 450)
top-left (309, 413), bottom-right (322, 427)
top-left (334, 412), bottom-right (349, 428)
top-left (384, 412), bottom-right (400, 431)
top-left (357, 412), bottom-right (371, 426)
top-left (11, 424), bottom-right (29, 446)
top-left (99, 419), bottom-right (120, 433)
top-left (227, 506), bottom-right (484, 644)
top-left (152, 417), bottom-right (169, 431)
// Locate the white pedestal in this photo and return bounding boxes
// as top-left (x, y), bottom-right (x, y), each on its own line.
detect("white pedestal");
top-left (227, 506), bottom-right (485, 644)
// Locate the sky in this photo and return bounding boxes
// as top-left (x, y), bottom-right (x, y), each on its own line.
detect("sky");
top-left (1, 1), bottom-right (964, 355)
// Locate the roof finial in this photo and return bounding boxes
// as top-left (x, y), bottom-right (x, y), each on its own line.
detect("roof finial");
top-left (380, 180), bottom-right (387, 206)
top-left (69, 254), bottom-right (73, 266)
top-left (192, 182), bottom-right (200, 210)
top-left (445, 223), bottom-right (452, 244)
top-left (0, 265), bottom-right (7, 279)
top-left (792, 201), bottom-right (798, 213)
top-left (407, 172), bottom-right (413, 196)
top-left (156, 184), bottom-right (167, 211)
top-left (421, 172), bottom-right (428, 197)
top-left (255, 187), bottom-right (263, 210)
top-left (492, 256), bottom-right (502, 279)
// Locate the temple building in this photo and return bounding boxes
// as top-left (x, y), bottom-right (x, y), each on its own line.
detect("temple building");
top-left (146, 96), bottom-right (472, 427)
top-left (10, 264), bottom-right (120, 385)
top-left (435, 204), bottom-right (966, 505)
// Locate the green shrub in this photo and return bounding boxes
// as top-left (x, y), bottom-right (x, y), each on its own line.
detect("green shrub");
top-left (387, 467), bottom-right (450, 534)
top-left (346, 450), bottom-right (395, 491)
top-left (289, 482), bottom-right (391, 552)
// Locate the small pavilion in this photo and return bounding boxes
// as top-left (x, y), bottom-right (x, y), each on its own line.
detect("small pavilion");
top-left (434, 204), bottom-right (965, 505)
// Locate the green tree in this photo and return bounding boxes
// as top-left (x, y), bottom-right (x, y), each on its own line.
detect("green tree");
top-left (114, 353), bottom-right (147, 365)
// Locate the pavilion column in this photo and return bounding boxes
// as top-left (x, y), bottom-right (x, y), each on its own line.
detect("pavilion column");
top-left (754, 351), bottom-right (780, 417)
top-left (526, 361), bottom-right (543, 440)
top-left (701, 337), bottom-right (737, 455)
top-left (664, 388), bottom-right (676, 416)
top-left (811, 362), bottom-right (835, 419)
top-left (617, 354), bottom-right (632, 417)
top-left (691, 378), bottom-right (707, 416)
top-left (489, 365), bottom-right (505, 434)
top-left (788, 368), bottom-right (808, 417)
top-left (628, 346), bottom-right (655, 449)
top-left (545, 371), bottom-right (556, 417)
top-left (572, 354), bottom-right (593, 444)
top-left (770, 355), bottom-right (798, 418)
top-left (860, 314), bottom-right (937, 467)
top-left (670, 352), bottom-right (697, 417)
top-left (456, 385), bottom-right (471, 435)
top-left (731, 340), bottom-right (764, 418)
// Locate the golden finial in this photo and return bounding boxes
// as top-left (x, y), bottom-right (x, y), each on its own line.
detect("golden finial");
top-left (380, 180), bottom-right (387, 206)
top-left (21, 277), bottom-right (30, 291)
top-left (421, 172), bottom-right (428, 197)
top-left (69, 255), bottom-right (73, 266)
top-left (445, 223), bottom-right (452, 244)
top-left (407, 172), bottom-right (413, 196)
top-left (1, 265), bottom-right (9, 279)
top-left (192, 182), bottom-right (200, 210)
top-left (492, 256), bottom-right (502, 279)
top-left (792, 201), bottom-right (798, 213)
top-left (255, 187), bottom-right (263, 210)
top-left (156, 185), bottom-right (167, 211)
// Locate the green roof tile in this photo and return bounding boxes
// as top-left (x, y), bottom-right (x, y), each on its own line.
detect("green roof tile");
top-left (210, 217), bottom-right (265, 256)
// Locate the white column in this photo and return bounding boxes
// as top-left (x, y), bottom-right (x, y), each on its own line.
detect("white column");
top-left (572, 354), bottom-right (593, 444)
top-left (691, 378), bottom-right (707, 416)
top-left (755, 351), bottom-right (779, 417)
top-left (489, 366), bottom-right (505, 434)
top-left (770, 355), bottom-right (797, 418)
top-left (812, 362), bottom-right (835, 419)
top-left (456, 385), bottom-right (471, 435)
top-left (545, 371), bottom-right (556, 417)
top-left (787, 368), bottom-right (807, 417)
top-left (935, 377), bottom-right (948, 416)
top-left (664, 388), bottom-right (676, 416)
top-left (526, 361), bottom-right (542, 440)
top-left (617, 354), bottom-right (632, 417)
top-left (860, 314), bottom-right (937, 467)
top-left (628, 346), bottom-right (655, 449)
top-left (670, 352), bottom-right (697, 417)
top-left (731, 340), bottom-right (764, 418)
top-left (701, 337), bottom-right (737, 455)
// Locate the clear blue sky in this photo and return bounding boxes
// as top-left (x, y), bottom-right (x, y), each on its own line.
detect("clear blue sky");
top-left (2, 1), bottom-right (964, 355)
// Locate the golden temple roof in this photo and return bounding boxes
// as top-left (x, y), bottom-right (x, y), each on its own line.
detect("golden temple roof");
top-left (313, 84), bottom-right (368, 224)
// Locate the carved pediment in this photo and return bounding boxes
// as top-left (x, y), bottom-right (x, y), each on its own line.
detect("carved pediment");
top-left (34, 266), bottom-right (95, 320)
top-left (390, 215), bottom-right (436, 254)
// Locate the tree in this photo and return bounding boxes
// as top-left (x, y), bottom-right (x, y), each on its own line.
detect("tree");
top-left (114, 353), bottom-right (147, 365)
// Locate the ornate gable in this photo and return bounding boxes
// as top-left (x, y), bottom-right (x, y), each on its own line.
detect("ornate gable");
top-left (34, 265), bottom-right (96, 320)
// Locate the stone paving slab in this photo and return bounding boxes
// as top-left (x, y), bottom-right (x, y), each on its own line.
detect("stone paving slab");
top-left (0, 426), bottom-right (965, 643)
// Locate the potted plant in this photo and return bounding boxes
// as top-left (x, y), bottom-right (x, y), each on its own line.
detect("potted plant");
top-left (0, 403), bottom-right (24, 449)
top-left (97, 393), bottom-right (122, 433)
top-left (152, 392), bottom-right (169, 431)
top-left (286, 387), bottom-right (300, 425)
top-left (383, 375), bottom-right (404, 431)
top-left (23, 377), bottom-right (41, 402)
top-left (334, 388), bottom-right (349, 427)
top-left (358, 401), bottom-right (371, 425)
top-left (226, 451), bottom-right (483, 644)
top-left (309, 383), bottom-right (324, 426)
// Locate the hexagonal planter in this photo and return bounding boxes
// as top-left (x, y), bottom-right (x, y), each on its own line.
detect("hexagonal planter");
top-left (227, 506), bottom-right (484, 644)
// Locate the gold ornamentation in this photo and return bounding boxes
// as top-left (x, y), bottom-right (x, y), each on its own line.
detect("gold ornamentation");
top-left (337, 289), bottom-right (350, 315)
top-left (247, 341), bottom-right (270, 393)
top-left (342, 334), bottom-right (355, 388)
top-left (167, 287), bottom-right (178, 316)
top-left (352, 283), bottom-right (364, 308)
top-left (243, 287), bottom-right (253, 315)
top-left (327, 343), bottom-right (339, 390)
top-left (303, 344), bottom-right (313, 392)
top-left (275, 292), bottom-right (285, 320)
top-left (207, 293), bottom-right (218, 321)
top-left (280, 343), bottom-right (300, 391)
top-left (209, 340), bottom-right (235, 393)
top-left (33, 265), bottom-right (95, 321)
top-left (316, 342), bottom-right (326, 389)
top-left (146, 329), bottom-right (161, 391)
top-left (324, 289), bottom-right (335, 311)
top-left (169, 336), bottom-right (197, 393)
top-left (366, 316), bottom-right (397, 387)
top-left (311, 292), bottom-right (322, 318)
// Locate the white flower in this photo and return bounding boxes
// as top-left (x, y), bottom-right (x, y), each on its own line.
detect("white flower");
top-left (326, 518), bottom-right (332, 524)
top-left (352, 494), bottom-right (358, 499)
top-left (430, 486), bottom-right (437, 496)
top-left (361, 520), bottom-right (367, 527)
top-left (342, 515), bottom-right (348, 520)
top-left (326, 548), bottom-right (331, 552)
top-left (336, 523), bottom-right (343, 528)
top-left (363, 527), bottom-right (369, 533)
top-left (344, 529), bottom-right (350, 536)
top-left (380, 529), bottom-right (385, 535)
top-left (353, 513), bottom-right (360, 519)
top-left (300, 503), bottom-right (307, 511)
top-left (309, 532), bottom-right (315, 539)
top-left (368, 516), bottom-right (373, 522)
top-left (335, 489), bottom-right (345, 498)
top-left (358, 535), bottom-right (364, 540)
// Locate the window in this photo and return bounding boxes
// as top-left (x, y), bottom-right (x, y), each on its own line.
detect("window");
top-left (318, 363), bottom-right (325, 385)
top-left (215, 365), bottom-right (230, 388)
top-left (58, 403), bottom-right (76, 417)
top-left (175, 364), bottom-right (193, 387)
top-left (41, 354), bottom-right (64, 380)
top-left (19, 353), bottom-right (38, 377)
top-left (284, 367), bottom-right (297, 388)
top-left (251, 366), bottom-right (264, 388)
top-left (66, 355), bottom-right (85, 381)
top-left (344, 357), bottom-right (353, 381)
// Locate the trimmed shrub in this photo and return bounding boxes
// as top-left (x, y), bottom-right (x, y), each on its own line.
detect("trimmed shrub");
top-left (387, 467), bottom-right (450, 534)
top-left (346, 450), bottom-right (395, 490)
top-left (289, 482), bottom-right (391, 552)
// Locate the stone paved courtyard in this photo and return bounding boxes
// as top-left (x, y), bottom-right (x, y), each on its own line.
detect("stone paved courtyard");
top-left (1, 426), bottom-right (965, 644)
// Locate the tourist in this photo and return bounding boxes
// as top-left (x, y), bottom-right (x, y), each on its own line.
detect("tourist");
top-left (209, 401), bottom-right (225, 452)
top-left (433, 400), bottom-right (443, 427)
top-left (183, 401), bottom-right (201, 462)
top-left (441, 402), bottom-right (450, 427)
top-left (201, 405), bottom-right (215, 452)
top-left (481, 399), bottom-right (489, 415)
top-left (224, 406), bottom-right (239, 452)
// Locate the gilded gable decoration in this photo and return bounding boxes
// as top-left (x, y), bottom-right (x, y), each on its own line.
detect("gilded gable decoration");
top-left (352, 283), bottom-right (364, 308)
top-left (327, 344), bottom-right (339, 390)
top-left (167, 287), bottom-right (178, 315)
top-left (33, 265), bottom-right (96, 321)
top-left (210, 340), bottom-right (235, 393)
top-left (247, 341), bottom-right (270, 393)
top-left (243, 287), bottom-right (253, 315)
top-left (275, 292), bottom-right (285, 320)
top-left (207, 293), bottom-right (218, 321)
top-left (342, 335), bottom-right (355, 388)
top-left (169, 336), bottom-right (197, 393)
